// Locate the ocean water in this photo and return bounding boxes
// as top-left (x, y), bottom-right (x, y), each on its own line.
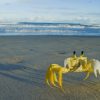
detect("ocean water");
top-left (0, 22), bottom-right (100, 36)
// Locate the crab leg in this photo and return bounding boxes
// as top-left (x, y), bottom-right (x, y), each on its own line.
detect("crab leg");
top-left (45, 65), bottom-right (57, 87)
top-left (83, 72), bottom-right (90, 80)
top-left (54, 72), bottom-right (58, 82)
top-left (45, 67), bottom-right (51, 86)
top-left (58, 71), bottom-right (63, 88)
top-left (49, 70), bottom-right (56, 86)
top-left (45, 64), bottom-right (70, 90)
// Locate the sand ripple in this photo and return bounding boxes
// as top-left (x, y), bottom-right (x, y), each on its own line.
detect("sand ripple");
top-left (0, 56), bottom-right (24, 64)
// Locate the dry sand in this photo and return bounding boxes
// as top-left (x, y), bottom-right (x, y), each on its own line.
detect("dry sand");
top-left (0, 36), bottom-right (100, 100)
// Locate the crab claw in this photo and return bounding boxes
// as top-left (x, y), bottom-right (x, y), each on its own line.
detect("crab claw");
top-left (92, 59), bottom-right (100, 78)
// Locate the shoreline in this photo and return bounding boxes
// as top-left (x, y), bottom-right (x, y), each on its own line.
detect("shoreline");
top-left (0, 34), bottom-right (100, 37)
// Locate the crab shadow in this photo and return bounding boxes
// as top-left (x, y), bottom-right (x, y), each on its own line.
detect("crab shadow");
top-left (0, 63), bottom-right (46, 88)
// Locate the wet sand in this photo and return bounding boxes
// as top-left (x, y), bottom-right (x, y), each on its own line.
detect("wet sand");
top-left (0, 36), bottom-right (100, 100)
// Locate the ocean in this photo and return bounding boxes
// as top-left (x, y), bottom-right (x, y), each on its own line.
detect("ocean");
top-left (0, 22), bottom-right (100, 36)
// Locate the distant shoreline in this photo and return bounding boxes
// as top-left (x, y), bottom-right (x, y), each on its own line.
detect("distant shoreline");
top-left (0, 35), bottom-right (100, 37)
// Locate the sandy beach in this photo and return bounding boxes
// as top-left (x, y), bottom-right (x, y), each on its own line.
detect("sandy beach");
top-left (0, 36), bottom-right (100, 100)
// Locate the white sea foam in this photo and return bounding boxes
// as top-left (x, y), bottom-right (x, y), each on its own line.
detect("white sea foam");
top-left (0, 23), bottom-right (100, 35)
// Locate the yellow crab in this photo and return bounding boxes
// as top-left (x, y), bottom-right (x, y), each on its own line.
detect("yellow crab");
top-left (45, 51), bottom-right (100, 91)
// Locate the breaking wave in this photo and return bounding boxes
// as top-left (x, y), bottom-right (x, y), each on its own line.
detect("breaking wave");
top-left (0, 22), bottom-right (100, 36)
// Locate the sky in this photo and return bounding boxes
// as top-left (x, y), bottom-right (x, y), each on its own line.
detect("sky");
top-left (0, 0), bottom-right (100, 24)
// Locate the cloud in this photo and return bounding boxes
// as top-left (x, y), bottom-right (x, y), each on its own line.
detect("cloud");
top-left (0, 11), bottom-right (100, 25)
top-left (0, 0), bottom-right (100, 25)
top-left (0, 0), bottom-right (16, 4)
